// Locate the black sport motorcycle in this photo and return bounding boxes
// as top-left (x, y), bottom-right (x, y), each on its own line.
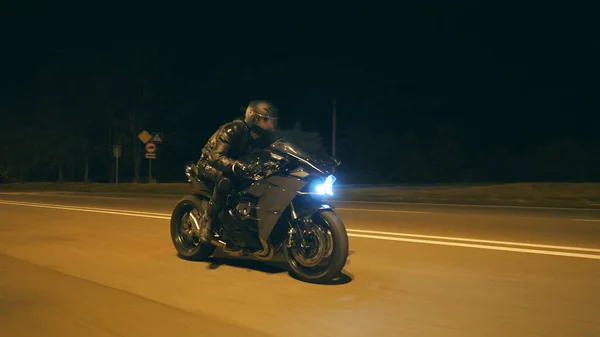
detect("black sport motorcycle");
top-left (170, 138), bottom-right (349, 283)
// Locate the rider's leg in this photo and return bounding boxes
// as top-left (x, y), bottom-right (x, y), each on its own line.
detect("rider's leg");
top-left (198, 175), bottom-right (231, 243)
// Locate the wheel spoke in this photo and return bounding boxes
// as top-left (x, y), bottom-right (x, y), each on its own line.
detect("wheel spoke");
top-left (290, 220), bottom-right (332, 270)
top-left (177, 210), bottom-right (201, 249)
top-left (282, 209), bottom-right (349, 282)
top-left (170, 196), bottom-right (217, 261)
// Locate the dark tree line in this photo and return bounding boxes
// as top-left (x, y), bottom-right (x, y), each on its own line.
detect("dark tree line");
top-left (1, 48), bottom-right (598, 184)
top-left (3, 106), bottom-right (598, 184)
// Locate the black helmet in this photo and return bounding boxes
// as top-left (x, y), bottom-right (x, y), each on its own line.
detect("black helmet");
top-left (244, 100), bottom-right (279, 132)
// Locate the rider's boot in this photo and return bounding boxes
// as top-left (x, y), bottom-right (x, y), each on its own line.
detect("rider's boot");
top-left (197, 200), bottom-right (218, 244)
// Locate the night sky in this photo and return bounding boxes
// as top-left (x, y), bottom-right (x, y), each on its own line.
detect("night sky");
top-left (1, 2), bottom-right (598, 183)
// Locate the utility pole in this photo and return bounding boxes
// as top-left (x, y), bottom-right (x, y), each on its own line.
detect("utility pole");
top-left (332, 98), bottom-right (337, 173)
top-left (113, 145), bottom-right (122, 185)
top-left (116, 154), bottom-right (119, 184)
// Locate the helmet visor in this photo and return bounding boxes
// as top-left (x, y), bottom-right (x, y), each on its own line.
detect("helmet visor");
top-left (257, 115), bottom-right (278, 131)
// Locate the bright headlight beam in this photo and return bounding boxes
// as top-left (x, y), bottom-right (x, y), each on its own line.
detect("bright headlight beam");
top-left (314, 175), bottom-right (336, 196)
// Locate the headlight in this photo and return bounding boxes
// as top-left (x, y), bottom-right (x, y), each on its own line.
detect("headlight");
top-left (313, 174), bottom-right (336, 196)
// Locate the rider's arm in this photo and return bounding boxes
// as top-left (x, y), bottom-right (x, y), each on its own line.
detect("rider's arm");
top-left (205, 121), bottom-right (243, 173)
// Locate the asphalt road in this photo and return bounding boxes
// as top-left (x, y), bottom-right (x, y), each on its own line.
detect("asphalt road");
top-left (0, 191), bottom-right (599, 337)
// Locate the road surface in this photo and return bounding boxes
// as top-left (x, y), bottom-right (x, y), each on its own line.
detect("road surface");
top-left (0, 192), bottom-right (599, 337)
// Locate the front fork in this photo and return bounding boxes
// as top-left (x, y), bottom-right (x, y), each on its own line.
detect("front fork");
top-left (286, 202), bottom-right (312, 249)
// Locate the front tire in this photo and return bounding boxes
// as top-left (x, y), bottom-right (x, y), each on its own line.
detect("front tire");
top-left (283, 210), bottom-right (349, 283)
top-left (170, 194), bottom-right (216, 261)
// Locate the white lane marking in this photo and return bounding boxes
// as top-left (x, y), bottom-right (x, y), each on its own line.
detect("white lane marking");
top-left (0, 200), bottom-right (170, 220)
top-left (1, 199), bottom-right (599, 260)
top-left (53, 194), bottom-right (137, 200)
top-left (0, 192), bottom-right (138, 200)
top-left (336, 207), bottom-right (430, 214)
top-left (347, 233), bottom-right (600, 260)
top-left (334, 200), bottom-right (600, 211)
top-left (338, 208), bottom-right (600, 223)
top-left (346, 229), bottom-right (600, 253)
top-left (572, 219), bottom-right (600, 222)
top-left (5, 193), bottom-right (600, 219)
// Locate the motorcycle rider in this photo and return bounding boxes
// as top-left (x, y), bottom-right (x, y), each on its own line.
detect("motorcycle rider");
top-left (194, 100), bottom-right (279, 244)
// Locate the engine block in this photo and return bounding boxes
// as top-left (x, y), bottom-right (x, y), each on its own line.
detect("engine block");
top-left (234, 201), bottom-right (256, 220)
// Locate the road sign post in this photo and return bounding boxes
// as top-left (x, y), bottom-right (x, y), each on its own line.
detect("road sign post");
top-left (145, 142), bottom-right (156, 154)
top-left (145, 152), bottom-right (156, 183)
top-left (144, 142), bottom-right (157, 183)
top-left (138, 130), bottom-right (162, 183)
top-left (113, 145), bottom-right (122, 184)
top-left (148, 155), bottom-right (152, 182)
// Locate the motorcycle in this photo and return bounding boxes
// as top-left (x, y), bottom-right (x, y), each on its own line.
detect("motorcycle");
top-left (170, 138), bottom-right (349, 283)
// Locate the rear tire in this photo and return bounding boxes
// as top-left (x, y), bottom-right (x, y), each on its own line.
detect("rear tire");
top-left (170, 194), bottom-right (216, 261)
top-left (283, 210), bottom-right (349, 283)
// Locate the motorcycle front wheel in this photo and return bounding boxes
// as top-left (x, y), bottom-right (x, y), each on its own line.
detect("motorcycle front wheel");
top-left (283, 210), bottom-right (349, 283)
top-left (170, 194), bottom-right (216, 261)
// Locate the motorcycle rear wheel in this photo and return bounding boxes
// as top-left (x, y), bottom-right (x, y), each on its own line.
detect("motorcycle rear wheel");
top-left (170, 194), bottom-right (216, 261)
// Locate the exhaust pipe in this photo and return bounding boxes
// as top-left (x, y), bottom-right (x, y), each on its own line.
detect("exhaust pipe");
top-left (211, 238), bottom-right (247, 257)
top-left (210, 239), bottom-right (226, 247)
top-left (252, 237), bottom-right (275, 261)
top-left (211, 237), bottom-right (274, 260)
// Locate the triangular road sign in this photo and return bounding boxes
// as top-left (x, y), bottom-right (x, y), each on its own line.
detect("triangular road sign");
top-left (151, 133), bottom-right (163, 143)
